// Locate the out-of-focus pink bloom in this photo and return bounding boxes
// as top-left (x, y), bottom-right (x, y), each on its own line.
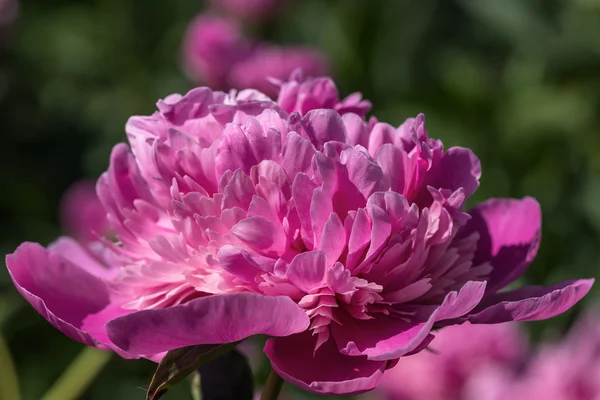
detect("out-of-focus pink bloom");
top-left (276, 69), bottom-right (371, 117)
top-left (182, 15), bottom-right (250, 88)
top-left (379, 322), bottom-right (527, 400)
top-left (181, 14), bottom-right (327, 96)
top-left (0, 0), bottom-right (18, 28)
top-left (229, 46), bottom-right (328, 96)
top-left (5, 75), bottom-right (593, 396)
top-left (60, 180), bottom-right (110, 242)
top-left (381, 309), bottom-right (600, 400)
top-left (213, 0), bottom-right (282, 21)
top-left (478, 309), bottom-right (600, 400)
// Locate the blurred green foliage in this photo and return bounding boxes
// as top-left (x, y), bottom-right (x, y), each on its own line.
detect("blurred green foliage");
top-left (1, 0), bottom-right (600, 398)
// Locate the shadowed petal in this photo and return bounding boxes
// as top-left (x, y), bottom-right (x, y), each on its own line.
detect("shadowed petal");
top-left (48, 237), bottom-right (118, 279)
top-left (433, 147), bottom-right (481, 198)
top-left (331, 281), bottom-right (486, 360)
top-left (264, 332), bottom-right (387, 395)
top-left (463, 197), bottom-right (542, 293)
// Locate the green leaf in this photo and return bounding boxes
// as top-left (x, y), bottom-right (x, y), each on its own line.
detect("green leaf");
top-left (0, 332), bottom-right (20, 400)
top-left (146, 342), bottom-right (240, 400)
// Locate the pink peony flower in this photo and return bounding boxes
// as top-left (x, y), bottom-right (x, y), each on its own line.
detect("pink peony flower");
top-left (181, 14), bottom-right (251, 89)
top-left (229, 46), bottom-right (328, 96)
top-left (5, 75), bottom-right (593, 395)
top-left (60, 180), bottom-right (110, 242)
top-left (379, 322), bottom-right (527, 400)
top-left (212, 0), bottom-right (283, 21)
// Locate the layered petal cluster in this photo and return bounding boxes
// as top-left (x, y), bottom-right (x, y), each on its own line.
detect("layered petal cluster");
top-left (6, 73), bottom-right (593, 395)
top-left (181, 14), bottom-right (327, 95)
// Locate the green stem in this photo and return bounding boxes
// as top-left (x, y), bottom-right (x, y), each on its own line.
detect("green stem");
top-left (260, 368), bottom-right (284, 400)
top-left (190, 372), bottom-right (202, 400)
top-left (41, 347), bottom-right (111, 400)
top-left (0, 332), bottom-right (20, 400)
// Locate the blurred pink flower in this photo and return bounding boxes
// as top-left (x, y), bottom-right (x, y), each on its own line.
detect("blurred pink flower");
top-left (478, 308), bottom-right (600, 400)
top-left (379, 322), bottom-right (527, 400)
top-left (229, 46), bottom-right (328, 96)
top-left (182, 13), bottom-right (327, 95)
top-left (182, 14), bottom-right (251, 88)
top-left (0, 0), bottom-right (18, 28)
top-left (380, 309), bottom-right (600, 400)
top-left (213, 0), bottom-right (282, 21)
top-left (60, 180), bottom-right (109, 242)
top-left (5, 75), bottom-right (593, 395)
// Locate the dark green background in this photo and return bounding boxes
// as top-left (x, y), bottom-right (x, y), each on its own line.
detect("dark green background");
top-left (1, 0), bottom-right (599, 398)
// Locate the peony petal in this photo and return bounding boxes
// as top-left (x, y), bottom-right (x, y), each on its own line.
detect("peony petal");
top-left (331, 281), bottom-right (486, 360)
top-left (343, 113), bottom-right (369, 147)
top-left (367, 122), bottom-right (397, 156)
top-left (468, 279), bottom-right (594, 324)
top-left (48, 237), bottom-right (118, 280)
top-left (432, 147), bottom-right (481, 198)
top-left (342, 147), bottom-right (390, 199)
top-left (217, 245), bottom-right (267, 282)
top-left (5, 242), bottom-right (134, 357)
top-left (463, 197), bottom-right (541, 293)
top-left (319, 213), bottom-right (346, 266)
top-left (280, 132), bottom-right (317, 179)
top-left (106, 293), bottom-right (310, 355)
top-left (264, 332), bottom-right (387, 395)
top-left (301, 109), bottom-right (348, 148)
top-left (375, 144), bottom-right (406, 194)
top-left (216, 124), bottom-right (258, 177)
top-left (231, 216), bottom-right (284, 253)
top-left (286, 251), bottom-right (327, 293)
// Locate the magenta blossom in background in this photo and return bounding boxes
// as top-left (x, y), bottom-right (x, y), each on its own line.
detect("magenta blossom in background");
top-left (5, 73), bottom-right (593, 395)
top-left (212, 0), bottom-right (282, 21)
top-left (379, 322), bottom-right (528, 400)
top-left (229, 46), bottom-right (328, 96)
top-left (182, 14), bottom-right (250, 88)
top-left (60, 180), bottom-right (110, 242)
top-left (182, 13), bottom-right (327, 95)
top-left (380, 309), bottom-right (600, 400)
top-left (473, 308), bottom-right (600, 400)
top-left (0, 0), bottom-right (18, 29)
